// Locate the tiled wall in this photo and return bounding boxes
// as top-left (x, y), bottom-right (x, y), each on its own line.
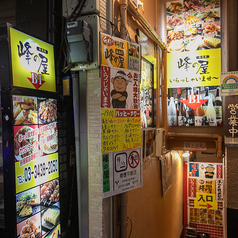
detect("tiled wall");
top-left (88, 69), bottom-right (111, 237)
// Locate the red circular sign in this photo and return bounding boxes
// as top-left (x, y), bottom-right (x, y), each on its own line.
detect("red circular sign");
top-left (128, 151), bottom-right (140, 168)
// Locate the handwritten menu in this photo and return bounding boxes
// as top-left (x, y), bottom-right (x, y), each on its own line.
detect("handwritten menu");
top-left (101, 109), bottom-right (141, 153)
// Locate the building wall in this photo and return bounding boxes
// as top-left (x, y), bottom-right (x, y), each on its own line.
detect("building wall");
top-left (127, 151), bottom-right (183, 238)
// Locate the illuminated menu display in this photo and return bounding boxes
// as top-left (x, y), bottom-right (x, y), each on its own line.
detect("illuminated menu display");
top-left (13, 95), bottom-right (60, 237)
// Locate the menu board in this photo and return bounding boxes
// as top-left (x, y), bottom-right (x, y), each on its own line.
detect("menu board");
top-left (101, 109), bottom-right (141, 153)
top-left (13, 95), bottom-right (60, 237)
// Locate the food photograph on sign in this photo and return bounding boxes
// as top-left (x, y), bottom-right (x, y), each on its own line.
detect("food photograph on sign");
top-left (17, 213), bottom-right (41, 238)
top-left (14, 125), bottom-right (39, 163)
top-left (39, 123), bottom-right (58, 155)
top-left (166, 0), bottom-right (221, 52)
top-left (38, 98), bottom-right (57, 124)
top-left (16, 187), bottom-right (41, 223)
top-left (41, 202), bottom-right (60, 236)
top-left (13, 95), bottom-right (38, 125)
top-left (40, 178), bottom-right (60, 206)
top-left (168, 86), bottom-right (222, 126)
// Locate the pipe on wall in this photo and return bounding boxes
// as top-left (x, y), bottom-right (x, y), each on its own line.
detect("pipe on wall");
top-left (119, 1), bottom-right (128, 238)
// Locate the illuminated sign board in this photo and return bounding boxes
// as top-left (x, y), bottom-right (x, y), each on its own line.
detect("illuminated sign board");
top-left (166, 0), bottom-right (222, 127)
top-left (10, 28), bottom-right (56, 92)
top-left (13, 95), bottom-right (60, 237)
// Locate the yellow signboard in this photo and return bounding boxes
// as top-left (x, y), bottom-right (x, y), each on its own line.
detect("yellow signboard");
top-left (10, 28), bottom-right (56, 92)
top-left (167, 48), bottom-right (221, 88)
top-left (101, 109), bottom-right (141, 153)
top-left (101, 33), bottom-right (128, 69)
top-left (194, 192), bottom-right (217, 210)
top-left (15, 153), bottom-right (59, 194)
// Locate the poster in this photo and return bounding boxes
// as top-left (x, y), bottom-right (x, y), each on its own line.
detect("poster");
top-left (13, 95), bottom-right (60, 237)
top-left (102, 149), bottom-right (142, 198)
top-left (144, 129), bottom-right (155, 158)
top-left (166, 1), bottom-right (221, 53)
top-left (101, 109), bottom-right (141, 153)
top-left (188, 162), bottom-right (224, 228)
top-left (10, 28), bottom-right (56, 92)
top-left (160, 152), bottom-right (172, 196)
top-left (166, 0), bottom-right (222, 127)
top-left (101, 65), bottom-right (140, 109)
top-left (101, 33), bottom-right (142, 198)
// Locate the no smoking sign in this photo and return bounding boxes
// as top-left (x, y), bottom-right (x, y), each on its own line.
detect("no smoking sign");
top-left (128, 151), bottom-right (140, 168)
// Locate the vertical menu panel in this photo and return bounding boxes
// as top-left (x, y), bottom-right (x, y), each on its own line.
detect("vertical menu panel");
top-left (13, 95), bottom-right (60, 238)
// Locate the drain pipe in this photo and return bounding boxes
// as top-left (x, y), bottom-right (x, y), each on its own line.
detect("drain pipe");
top-left (120, 1), bottom-right (128, 238)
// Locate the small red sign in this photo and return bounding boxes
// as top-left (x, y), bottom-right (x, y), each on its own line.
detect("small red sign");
top-left (102, 36), bottom-right (114, 46)
top-left (180, 94), bottom-right (208, 110)
top-left (27, 72), bottom-right (45, 90)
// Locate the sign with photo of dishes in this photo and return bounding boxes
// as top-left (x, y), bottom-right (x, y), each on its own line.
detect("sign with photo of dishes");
top-left (10, 28), bottom-right (56, 92)
top-left (188, 162), bottom-right (224, 230)
top-left (166, 0), bottom-right (221, 53)
top-left (13, 95), bottom-right (61, 237)
top-left (166, 0), bottom-right (222, 127)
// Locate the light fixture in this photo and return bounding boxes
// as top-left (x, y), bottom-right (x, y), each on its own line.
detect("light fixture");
top-left (182, 151), bottom-right (190, 157)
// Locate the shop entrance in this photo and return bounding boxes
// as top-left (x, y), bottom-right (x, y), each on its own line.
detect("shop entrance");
top-left (183, 151), bottom-right (225, 238)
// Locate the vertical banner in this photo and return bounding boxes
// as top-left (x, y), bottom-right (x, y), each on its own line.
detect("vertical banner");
top-left (100, 33), bottom-right (142, 198)
top-left (166, 0), bottom-right (222, 127)
top-left (188, 162), bottom-right (224, 234)
top-left (13, 95), bottom-right (60, 237)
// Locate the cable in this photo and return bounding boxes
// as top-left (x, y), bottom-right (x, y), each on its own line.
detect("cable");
top-left (68, 0), bottom-right (87, 22)
top-left (98, 15), bottom-right (120, 37)
top-left (127, 217), bottom-right (132, 238)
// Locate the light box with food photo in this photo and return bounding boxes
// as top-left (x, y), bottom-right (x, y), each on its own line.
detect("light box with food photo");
top-left (17, 213), bottom-right (41, 238)
top-left (38, 98), bottom-right (57, 124)
top-left (14, 125), bottom-right (39, 163)
top-left (41, 202), bottom-right (60, 236)
top-left (16, 187), bottom-right (41, 224)
top-left (40, 178), bottom-right (60, 207)
top-left (39, 123), bottom-right (58, 155)
top-left (13, 95), bottom-right (38, 126)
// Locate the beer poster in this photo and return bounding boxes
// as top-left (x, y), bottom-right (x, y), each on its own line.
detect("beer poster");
top-left (166, 0), bottom-right (222, 127)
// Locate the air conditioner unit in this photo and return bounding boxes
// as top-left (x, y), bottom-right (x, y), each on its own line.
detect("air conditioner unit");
top-left (155, 128), bottom-right (165, 157)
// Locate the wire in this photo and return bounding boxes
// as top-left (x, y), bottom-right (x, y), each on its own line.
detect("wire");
top-left (127, 217), bottom-right (132, 238)
top-left (98, 15), bottom-right (120, 37)
top-left (68, 0), bottom-right (87, 22)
